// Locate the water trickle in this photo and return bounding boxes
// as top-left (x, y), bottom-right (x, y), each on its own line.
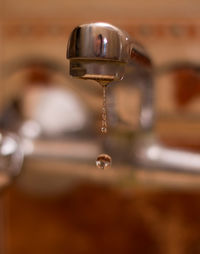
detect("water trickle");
top-left (96, 80), bottom-right (112, 170)
top-left (97, 80), bottom-right (110, 134)
top-left (96, 153), bottom-right (112, 170)
top-left (101, 85), bottom-right (107, 134)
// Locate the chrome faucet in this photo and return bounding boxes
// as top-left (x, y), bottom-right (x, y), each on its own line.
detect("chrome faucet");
top-left (67, 22), bottom-right (154, 131)
top-left (67, 22), bottom-right (200, 173)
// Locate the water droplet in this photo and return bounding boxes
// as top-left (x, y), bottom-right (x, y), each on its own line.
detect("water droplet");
top-left (96, 153), bottom-right (112, 170)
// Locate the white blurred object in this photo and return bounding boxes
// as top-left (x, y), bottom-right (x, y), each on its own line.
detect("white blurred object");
top-left (22, 85), bottom-right (88, 136)
top-left (20, 120), bottom-right (41, 139)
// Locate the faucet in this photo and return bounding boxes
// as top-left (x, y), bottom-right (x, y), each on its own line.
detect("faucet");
top-left (67, 22), bottom-right (154, 131)
top-left (2, 22), bottom-right (200, 192)
top-left (67, 22), bottom-right (200, 173)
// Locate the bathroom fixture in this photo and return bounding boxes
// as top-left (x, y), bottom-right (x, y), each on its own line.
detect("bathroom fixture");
top-left (67, 22), bottom-right (154, 131)
top-left (67, 22), bottom-right (200, 173)
top-left (2, 29), bottom-right (200, 195)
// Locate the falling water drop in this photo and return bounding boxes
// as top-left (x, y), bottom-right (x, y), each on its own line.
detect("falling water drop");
top-left (95, 80), bottom-right (112, 169)
top-left (96, 153), bottom-right (112, 170)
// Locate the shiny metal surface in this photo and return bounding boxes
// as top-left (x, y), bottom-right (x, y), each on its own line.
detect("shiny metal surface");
top-left (67, 23), bottom-right (129, 62)
top-left (0, 132), bottom-right (24, 190)
top-left (133, 133), bottom-right (200, 173)
top-left (67, 22), bottom-right (154, 130)
top-left (67, 22), bottom-right (151, 81)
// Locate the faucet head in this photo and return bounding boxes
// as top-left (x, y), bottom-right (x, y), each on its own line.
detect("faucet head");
top-left (67, 22), bottom-right (131, 82)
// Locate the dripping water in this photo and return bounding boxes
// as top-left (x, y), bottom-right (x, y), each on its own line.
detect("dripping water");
top-left (97, 80), bottom-right (110, 134)
top-left (95, 80), bottom-right (112, 170)
top-left (96, 153), bottom-right (112, 170)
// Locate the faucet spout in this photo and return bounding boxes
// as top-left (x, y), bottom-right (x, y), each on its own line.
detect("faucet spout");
top-left (67, 22), bottom-right (154, 130)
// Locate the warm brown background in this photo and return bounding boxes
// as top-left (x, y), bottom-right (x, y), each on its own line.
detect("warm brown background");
top-left (1, 0), bottom-right (200, 253)
top-left (3, 183), bottom-right (200, 254)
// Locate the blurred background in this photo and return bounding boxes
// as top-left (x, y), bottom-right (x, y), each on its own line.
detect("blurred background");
top-left (0, 0), bottom-right (200, 253)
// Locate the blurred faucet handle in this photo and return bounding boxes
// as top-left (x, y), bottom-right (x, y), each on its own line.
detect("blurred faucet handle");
top-left (0, 131), bottom-right (24, 191)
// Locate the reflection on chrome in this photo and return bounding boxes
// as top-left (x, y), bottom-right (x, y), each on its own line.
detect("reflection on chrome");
top-left (133, 134), bottom-right (200, 172)
top-left (0, 133), bottom-right (23, 176)
top-left (0, 132), bottom-right (24, 190)
top-left (1, 136), bottom-right (18, 156)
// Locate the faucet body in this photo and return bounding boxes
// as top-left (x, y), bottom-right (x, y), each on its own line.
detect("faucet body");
top-left (66, 22), bottom-right (200, 174)
top-left (67, 22), bottom-right (154, 130)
